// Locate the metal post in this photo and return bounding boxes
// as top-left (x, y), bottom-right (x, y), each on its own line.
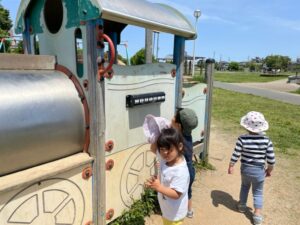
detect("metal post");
top-left (125, 43), bottom-right (130, 65)
top-left (192, 10), bottom-right (201, 77)
top-left (201, 59), bottom-right (215, 162)
top-left (120, 42), bottom-right (130, 65)
top-left (156, 32), bottom-right (159, 59)
top-left (173, 35), bottom-right (185, 109)
top-left (86, 20), bottom-right (106, 225)
top-left (23, 17), bottom-right (32, 54)
top-left (3, 39), bottom-right (6, 52)
top-left (152, 32), bottom-right (156, 57)
top-left (109, 32), bottom-right (118, 64)
top-left (145, 29), bottom-right (153, 64)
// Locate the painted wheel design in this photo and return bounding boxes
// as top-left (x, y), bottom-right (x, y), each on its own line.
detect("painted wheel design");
top-left (0, 179), bottom-right (85, 225)
top-left (120, 145), bottom-right (155, 207)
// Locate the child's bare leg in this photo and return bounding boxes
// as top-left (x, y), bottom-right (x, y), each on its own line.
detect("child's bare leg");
top-left (254, 208), bottom-right (262, 215)
top-left (188, 199), bottom-right (192, 211)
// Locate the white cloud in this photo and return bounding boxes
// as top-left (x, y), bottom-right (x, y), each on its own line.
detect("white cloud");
top-left (256, 16), bottom-right (300, 31)
top-left (201, 14), bottom-right (237, 25)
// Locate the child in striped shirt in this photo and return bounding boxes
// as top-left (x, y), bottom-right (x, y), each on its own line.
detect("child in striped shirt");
top-left (228, 111), bottom-right (275, 225)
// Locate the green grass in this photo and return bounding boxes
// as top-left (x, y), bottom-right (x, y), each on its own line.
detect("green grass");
top-left (194, 160), bottom-right (216, 171)
top-left (192, 74), bottom-right (205, 83)
top-left (214, 71), bottom-right (290, 83)
top-left (291, 88), bottom-right (300, 95)
top-left (212, 88), bottom-right (300, 154)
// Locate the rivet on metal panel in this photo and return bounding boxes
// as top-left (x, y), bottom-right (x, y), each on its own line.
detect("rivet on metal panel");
top-left (201, 130), bottom-right (205, 137)
top-left (105, 140), bottom-right (114, 152)
top-left (203, 87), bottom-right (208, 94)
top-left (83, 79), bottom-right (88, 91)
top-left (171, 68), bottom-right (176, 77)
top-left (84, 221), bottom-right (93, 225)
top-left (106, 209), bottom-right (114, 220)
top-left (106, 159), bottom-right (114, 171)
top-left (82, 167), bottom-right (93, 180)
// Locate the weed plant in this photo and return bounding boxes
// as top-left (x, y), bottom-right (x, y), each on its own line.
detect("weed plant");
top-left (108, 188), bottom-right (160, 225)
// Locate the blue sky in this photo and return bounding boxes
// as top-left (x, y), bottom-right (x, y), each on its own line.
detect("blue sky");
top-left (2, 0), bottom-right (300, 62)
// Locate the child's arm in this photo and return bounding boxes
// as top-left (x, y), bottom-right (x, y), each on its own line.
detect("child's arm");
top-left (228, 138), bottom-right (242, 174)
top-left (150, 143), bottom-right (157, 154)
top-left (266, 140), bottom-right (275, 177)
top-left (145, 176), bottom-right (182, 199)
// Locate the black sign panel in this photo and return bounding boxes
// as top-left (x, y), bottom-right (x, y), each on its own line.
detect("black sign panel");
top-left (126, 92), bottom-right (166, 108)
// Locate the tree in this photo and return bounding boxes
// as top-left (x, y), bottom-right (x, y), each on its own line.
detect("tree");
top-left (130, 48), bottom-right (156, 65)
top-left (249, 62), bottom-right (256, 72)
top-left (214, 61), bottom-right (220, 70)
top-left (228, 62), bottom-right (239, 71)
top-left (0, 2), bottom-right (12, 52)
top-left (264, 55), bottom-right (291, 71)
top-left (9, 40), bottom-right (24, 54)
top-left (0, 2), bottom-right (12, 37)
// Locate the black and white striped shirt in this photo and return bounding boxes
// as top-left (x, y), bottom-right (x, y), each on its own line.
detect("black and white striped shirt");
top-left (230, 134), bottom-right (275, 167)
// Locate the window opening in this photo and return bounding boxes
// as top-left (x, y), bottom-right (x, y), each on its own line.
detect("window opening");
top-left (44, 0), bottom-right (63, 34)
top-left (75, 28), bottom-right (84, 78)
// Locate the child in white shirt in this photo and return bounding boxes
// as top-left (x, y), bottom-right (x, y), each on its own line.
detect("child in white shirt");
top-left (146, 128), bottom-right (190, 225)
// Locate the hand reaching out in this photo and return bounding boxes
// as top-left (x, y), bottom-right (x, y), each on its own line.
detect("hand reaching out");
top-left (145, 176), bottom-right (161, 191)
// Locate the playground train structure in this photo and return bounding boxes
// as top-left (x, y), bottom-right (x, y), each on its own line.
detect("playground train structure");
top-left (0, 0), bottom-right (213, 224)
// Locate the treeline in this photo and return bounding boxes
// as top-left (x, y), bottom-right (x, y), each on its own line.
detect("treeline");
top-left (216, 55), bottom-right (297, 72)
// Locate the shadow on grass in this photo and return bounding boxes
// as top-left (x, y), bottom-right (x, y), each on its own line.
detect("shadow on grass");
top-left (211, 190), bottom-right (253, 223)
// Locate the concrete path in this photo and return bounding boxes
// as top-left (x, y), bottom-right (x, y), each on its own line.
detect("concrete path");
top-left (214, 80), bottom-right (300, 105)
top-left (234, 79), bottom-right (300, 92)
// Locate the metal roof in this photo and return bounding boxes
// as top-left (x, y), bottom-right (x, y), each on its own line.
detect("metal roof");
top-left (15, 0), bottom-right (196, 39)
top-left (95, 0), bottom-right (196, 39)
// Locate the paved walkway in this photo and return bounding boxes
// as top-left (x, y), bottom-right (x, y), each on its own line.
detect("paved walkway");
top-left (214, 80), bottom-right (300, 105)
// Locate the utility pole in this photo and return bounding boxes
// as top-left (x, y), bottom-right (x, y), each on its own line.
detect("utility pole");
top-left (192, 9), bottom-right (201, 77)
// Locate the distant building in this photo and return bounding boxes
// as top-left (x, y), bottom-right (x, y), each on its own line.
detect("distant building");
top-left (158, 54), bottom-right (204, 64)
top-left (218, 61), bottom-right (229, 71)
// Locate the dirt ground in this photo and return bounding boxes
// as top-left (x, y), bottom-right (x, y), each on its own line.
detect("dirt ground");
top-left (145, 122), bottom-right (300, 225)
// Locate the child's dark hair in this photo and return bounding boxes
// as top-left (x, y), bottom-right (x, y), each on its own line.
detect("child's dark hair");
top-left (157, 127), bottom-right (185, 154)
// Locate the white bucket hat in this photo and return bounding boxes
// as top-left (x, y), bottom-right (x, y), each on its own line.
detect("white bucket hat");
top-left (240, 111), bottom-right (269, 133)
top-left (143, 114), bottom-right (171, 144)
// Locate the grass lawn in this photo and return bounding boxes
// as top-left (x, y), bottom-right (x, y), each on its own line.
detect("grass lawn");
top-left (291, 88), bottom-right (300, 95)
top-left (214, 71), bottom-right (290, 83)
top-left (212, 88), bottom-right (300, 154)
